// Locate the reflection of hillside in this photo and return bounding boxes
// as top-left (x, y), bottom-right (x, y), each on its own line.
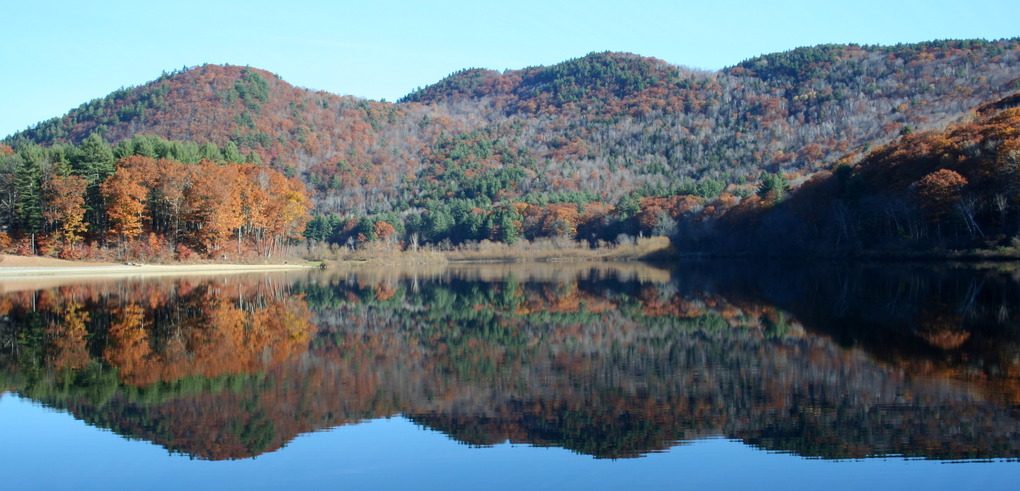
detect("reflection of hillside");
top-left (669, 261), bottom-right (1020, 404)
top-left (324, 261), bottom-right (673, 289)
top-left (2, 265), bottom-right (1020, 460)
top-left (0, 275), bottom-right (317, 460)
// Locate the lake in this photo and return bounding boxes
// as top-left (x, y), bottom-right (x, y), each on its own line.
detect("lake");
top-left (1, 261), bottom-right (1018, 489)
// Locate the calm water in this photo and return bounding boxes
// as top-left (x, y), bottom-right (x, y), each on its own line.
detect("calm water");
top-left (1, 261), bottom-right (1019, 489)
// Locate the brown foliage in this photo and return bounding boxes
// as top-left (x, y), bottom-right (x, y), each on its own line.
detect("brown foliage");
top-left (101, 166), bottom-right (148, 248)
top-left (43, 173), bottom-right (89, 249)
top-left (91, 156), bottom-right (312, 259)
top-left (912, 169), bottom-right (968, 219)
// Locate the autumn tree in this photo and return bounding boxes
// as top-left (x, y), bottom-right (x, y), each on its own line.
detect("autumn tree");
top-left (374, 220), bottom-right (396, 243)
top-left (913, 169), bottom-right (968, 220)
top-left (149, 159), bottom-right (191, 248)
top-left (541, 203), bottom-right (580, 238)
top-left (236, 164), bottom-right (273, 255)
top-left (101, 166), bottom-right (147, 254)
top-left (912, 169), bottom-right (969, 238)
top-left (257, 171), bottom-right (313, 256)
top-left (43, 166), bottom-right (89, 253)
top-left (186, 160), bottom-right (242, 254)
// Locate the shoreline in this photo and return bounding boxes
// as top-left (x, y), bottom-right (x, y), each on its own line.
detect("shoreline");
top-left (0, 254), bottom-right (318, 280)
top-left (0, 260), bottom-right (319, 294)
top-left (0, 263), bottom-right (317, 278)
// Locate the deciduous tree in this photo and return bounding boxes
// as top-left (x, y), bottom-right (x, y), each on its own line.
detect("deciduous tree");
top-left (43, 170), bottom-right (89, 252)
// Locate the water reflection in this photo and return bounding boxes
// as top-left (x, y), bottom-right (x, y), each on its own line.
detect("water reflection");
top-left (1, 263), bottom-right (1019, 461)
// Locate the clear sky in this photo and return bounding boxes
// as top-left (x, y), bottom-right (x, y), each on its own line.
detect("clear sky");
top-left (3, 0), bottom-right (1018, 138)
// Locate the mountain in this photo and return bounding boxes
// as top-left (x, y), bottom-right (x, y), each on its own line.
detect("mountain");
top-left (673, 89), bottom-right (1020, 256)
top-left (3, 38), bottom-right (1020, 254)
top-left (5, 65), bottom-right (415, 173)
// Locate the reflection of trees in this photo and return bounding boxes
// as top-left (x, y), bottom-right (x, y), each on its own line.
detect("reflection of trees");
top-left (1, 276), bottom-right (314, 388)
top-left (2, 265), bottom-right (1020, 461)
top-left (45, 300), bottom-right (91, 371)
top-left (0, 275), bottom-right (316, 460)
top-left (297, 267), bottom-right (1020, 460)
top-left (679, 261), bottom-right (1020, 401)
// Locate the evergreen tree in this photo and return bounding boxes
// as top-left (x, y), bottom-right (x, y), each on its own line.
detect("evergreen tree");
top-left (199, 142), bottom-right (222, 161)
top-left (222, 141), bottom-right (243, 163)
top-left (246, 151), bottom-right (263, 166)
top-left (14, 156), bottom-right (43, 251)
top-left (72, 133), bottom-right (116, 242)
top-left (304, 214), bottom-right (331, 243)
top-left (757, 173), bottom-right (789, 201)
top-left (72, 132), bottom-right (116, 184)
top-left (495, 207), bottom-right (521, 245)
top-left (616, 194), bottom-right (640, 217)
top-left (424, 208), bottom-right (454, 242)
top-left (113, 140), bottom-right (134, 159)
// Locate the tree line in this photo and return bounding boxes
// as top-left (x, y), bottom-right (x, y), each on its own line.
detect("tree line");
top-left (0, 133), bottom-right (311, 260)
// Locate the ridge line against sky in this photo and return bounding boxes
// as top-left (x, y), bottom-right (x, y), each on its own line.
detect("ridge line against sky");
top-left (3, 0), bottom-right (1018, 139)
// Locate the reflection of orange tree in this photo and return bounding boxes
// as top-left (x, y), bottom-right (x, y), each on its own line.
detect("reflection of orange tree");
top-left (103, 304), bottom-right (152, 385)
top-left (100, 293), bottom-right (312, 386)
top-left (515, 283), bottom-right (616, 315)
top-left (45, 300), bottom-right (91, 371)
top-left (637, 286), bottom-right (705, 318)
top-left (6, 279), bottom-right (319, 387)
top-left (916, 304), bottom-right (969, 351)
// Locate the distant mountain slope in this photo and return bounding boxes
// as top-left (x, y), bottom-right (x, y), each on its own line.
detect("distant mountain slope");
top-left (6, 65), bottom-right (429, 173)
top-left (672, 90), bottom-right (1020, 256)
top-left (5, 39), bottom-right (1020, 218)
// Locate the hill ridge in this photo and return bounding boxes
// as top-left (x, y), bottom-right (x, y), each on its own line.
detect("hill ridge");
top-left (2, 37), bottom-right (1020, 255)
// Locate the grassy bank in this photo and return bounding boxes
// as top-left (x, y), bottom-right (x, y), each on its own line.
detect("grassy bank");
top-left (308, 236), bottom-right (673, 267)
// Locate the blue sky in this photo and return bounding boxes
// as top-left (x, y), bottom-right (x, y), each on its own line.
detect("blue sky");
top-left (3, 0), bottom-right (1018, 139)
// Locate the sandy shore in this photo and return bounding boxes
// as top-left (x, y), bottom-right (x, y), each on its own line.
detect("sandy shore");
top-left (0, 253), bottom-right (316, 279)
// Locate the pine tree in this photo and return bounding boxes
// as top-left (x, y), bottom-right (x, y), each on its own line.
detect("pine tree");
top-left (222, 141), bottom-right (243, 163)
top-left (72, 132), bottom-right (115, 184)
top-left (72, 133), bottom-right (116, 242)
top-left (757, 173), bottom-right (789, 201)
top-left (14, 156), bottom-right (43, 252)
top-left (246, 151), bottom-right (263, 166)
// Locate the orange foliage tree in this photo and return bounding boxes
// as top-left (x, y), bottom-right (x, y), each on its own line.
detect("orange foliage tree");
top-left (93, 155), bottom-right (312, 259)
top-left (186, 160), bottom-right (242, 254)
top-left (43, 172), bottom-right (89, 253)
top-left (374, 220), bottom-right (396, 243)
top-left (101, 167), bottom-right (148, 253)
top-left (913, 169), bottom-right (968, 221)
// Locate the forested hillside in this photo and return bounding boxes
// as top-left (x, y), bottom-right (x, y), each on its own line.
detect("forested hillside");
top-left (2, 38), bottom-right (1020, 257)
top-left (674, 91), bottom-right (1020, 256)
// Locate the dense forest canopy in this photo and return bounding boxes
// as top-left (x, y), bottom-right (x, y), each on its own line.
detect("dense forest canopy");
top-left (3, 38), bottom-right (1020, 258)
top-left (0, 133), bottom-right (310, 260)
